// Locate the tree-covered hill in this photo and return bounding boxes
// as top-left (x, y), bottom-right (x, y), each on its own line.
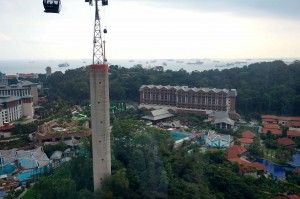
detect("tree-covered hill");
top-left (44, 60), bottom-right (300, 118)
top-left (22, 119), bottom-right (300, 199)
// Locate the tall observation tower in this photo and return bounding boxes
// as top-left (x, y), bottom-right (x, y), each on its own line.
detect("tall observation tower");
top-left (43, 0), bottom-right (110, 191)
top-left (88, 0), bottom-right (111, 191)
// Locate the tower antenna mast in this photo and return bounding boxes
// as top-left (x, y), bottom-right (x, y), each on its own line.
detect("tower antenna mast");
top-left (92, 0), bottom-right (106, 64)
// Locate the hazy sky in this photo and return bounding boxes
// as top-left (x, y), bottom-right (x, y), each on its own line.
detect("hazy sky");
top-left (0, 0), bottom-right (299, 60)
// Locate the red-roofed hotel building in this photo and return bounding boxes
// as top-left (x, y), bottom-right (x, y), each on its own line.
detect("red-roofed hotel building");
top-left (139, 85), bottom-right (239, 118)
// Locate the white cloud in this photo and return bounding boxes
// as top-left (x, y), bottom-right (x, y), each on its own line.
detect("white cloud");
top-left (0, 33), bottom-right (11, 41)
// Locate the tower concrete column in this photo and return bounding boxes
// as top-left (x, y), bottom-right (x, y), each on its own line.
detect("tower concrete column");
top-left (90, 64), bottom-right (111, 191)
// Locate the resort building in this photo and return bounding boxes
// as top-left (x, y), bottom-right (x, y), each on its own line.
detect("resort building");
top-left (141, 108), bottom-right (174, 123)
top-left (277, 137), bottom-right (296, 148)
top-left (238, 130), bottom-right (255, 147)
top-left (0, 76), bottom-right (8, 86)
top-left (208, 111), bottom-right (235, 129)
top-left (0, 147), bottom-right (50, 175)
top-left (261, 115), bottom-right (300, 137)
top-left (262, 115), bottom-right (300, 129)
top-left (204, 130), bottom-right (233, 148)
top-left (226, 145), bottom-right (266, 176)
top-left (139, 85), bottom-right (240, 120)
top-left (0, 95), bottom-right (34, 127)
top-left (0, 80), bottom-right (38, 105)
top-left (35, 119), bottom-right (91, 145)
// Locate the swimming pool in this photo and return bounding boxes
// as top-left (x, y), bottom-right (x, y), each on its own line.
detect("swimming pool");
top-left (255, 158), bottom-right (293, 179)
top-left (0, 164), bottom-right (17, 175)
top-left (16, 168), bottom-right (43, 181)
top-left (170, 131), bottom-right (189, 141)
top-left (19, 158), bottom-right (38, 169)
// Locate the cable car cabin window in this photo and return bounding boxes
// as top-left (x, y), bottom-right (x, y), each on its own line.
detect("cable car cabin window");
top-left (43, 0), bottom-right (61, 13)
top-left (102, 0), bottom-right (108, 6)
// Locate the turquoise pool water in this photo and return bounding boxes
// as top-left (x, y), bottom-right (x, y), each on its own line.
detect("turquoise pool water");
top-left (16, 168), bottom-right (43, 181)
top-left (171, 131), bottom-right (189, 141)
top-left (0, 164), bottom-right (17, 175)
top-left (19, 158), bottom-right (38, 169)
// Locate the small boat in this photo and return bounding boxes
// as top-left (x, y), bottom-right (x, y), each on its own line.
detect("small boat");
top-left (58, 62), bottom-right (70, 67)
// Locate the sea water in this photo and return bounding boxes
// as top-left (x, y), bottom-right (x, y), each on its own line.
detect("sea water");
top-left (0, 58), bottom-right (297, 75)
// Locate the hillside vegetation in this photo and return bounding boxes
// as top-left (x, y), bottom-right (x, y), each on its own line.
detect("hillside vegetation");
top-left (44, 60), bottom-right (300, 118)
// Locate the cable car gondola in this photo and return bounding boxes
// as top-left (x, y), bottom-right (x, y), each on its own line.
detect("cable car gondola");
top-left (43, 0), bottom-right (61, 13)
top-left (102, 0), bottom-right (108, 6)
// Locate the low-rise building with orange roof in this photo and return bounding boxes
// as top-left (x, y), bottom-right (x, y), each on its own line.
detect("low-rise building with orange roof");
top-left (238, 130), bottom-right (255, 147)
top-left (242, 130), bottom-right (255, 139)
top-left (262, 123), bottom-right (282, 136)
top-left (226, 145), bottom-right (266, 176)
top-left (5, 75), bottom-right (18, 79)
top-left (287, 130), bottom-right (300, 138)
top-left (18, 73), bottom-right (38, 79)
top-left (238, 138), bottom-right (254, 147)
top-left (226, 145), bottom-right (247, 158)
top-left (262, 115), bottom-right (300, 129)
top-left (277, 137), bottom-right (296, 148)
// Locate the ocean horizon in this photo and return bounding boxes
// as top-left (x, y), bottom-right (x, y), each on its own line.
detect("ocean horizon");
top-left (0, 58), bottom-right (298, 75)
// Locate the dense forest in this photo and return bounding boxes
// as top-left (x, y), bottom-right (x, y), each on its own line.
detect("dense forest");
top-left (43, 60), bottom-right (300, 119)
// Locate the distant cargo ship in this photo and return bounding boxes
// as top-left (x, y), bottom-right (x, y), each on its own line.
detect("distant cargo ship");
top-left (187, 60), bottom-right (204, 65)
top-left (58, 62), bottom-right (70, 67)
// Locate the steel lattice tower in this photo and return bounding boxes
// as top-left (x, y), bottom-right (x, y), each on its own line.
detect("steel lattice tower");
top-left (89, 0), bottom-right (111, 191)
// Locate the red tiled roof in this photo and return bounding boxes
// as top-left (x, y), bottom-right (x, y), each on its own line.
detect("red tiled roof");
top-left (262, 115), bottom-right (278, 120)
top-left (0, 124), bottom-right (15, 130)
top-left (277, 137), bottom-right (295, 146)
top-left (5, 75), bottom-right (18, 78)
top-left (279, 117), bottom-right (300, 122)
top-left (229, 157), bottom-right (250, 164)
top-left (262, 115), bottom-right (300, 122)
top-left (262, 128), bottom-right (282, 135)
top-left (242, 130), bottom-right (255, 139)
top-left (238, 138), bottom-right (254, 144)
top-left (263, 123), bottom-right (280, 129)
top-left (231, 158), bottom-right (266, 172)
top-left (248, 162), bottom-right (266, 171)
top-left (288, 130), bottom-right (300, 137)
top-left (19, 73), bottom-right (36, 77)
top-left (226, 145), bottom-right (247, 156)
top-left (263, 119), bottom-right (277, 122)
top-left (227, 152), bottom-right (238, 160)
top-left (291, 121), bottom-right (300, 127)
top-left (288, 194), bottom-right (300, 199)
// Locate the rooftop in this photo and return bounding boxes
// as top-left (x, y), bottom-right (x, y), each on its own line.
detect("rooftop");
top-left (141, 108), bottom-right (174, 121)
top-left (238, 138), bottom-right (254, 144)
top-left (277, 137), bottom-right (295, 146)
top-left (242, 130), bottom-right (255, 139)
top-left (139, 85), bottom-right (236, 95)
top-left (288, 130), bottom-right (300, 137)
